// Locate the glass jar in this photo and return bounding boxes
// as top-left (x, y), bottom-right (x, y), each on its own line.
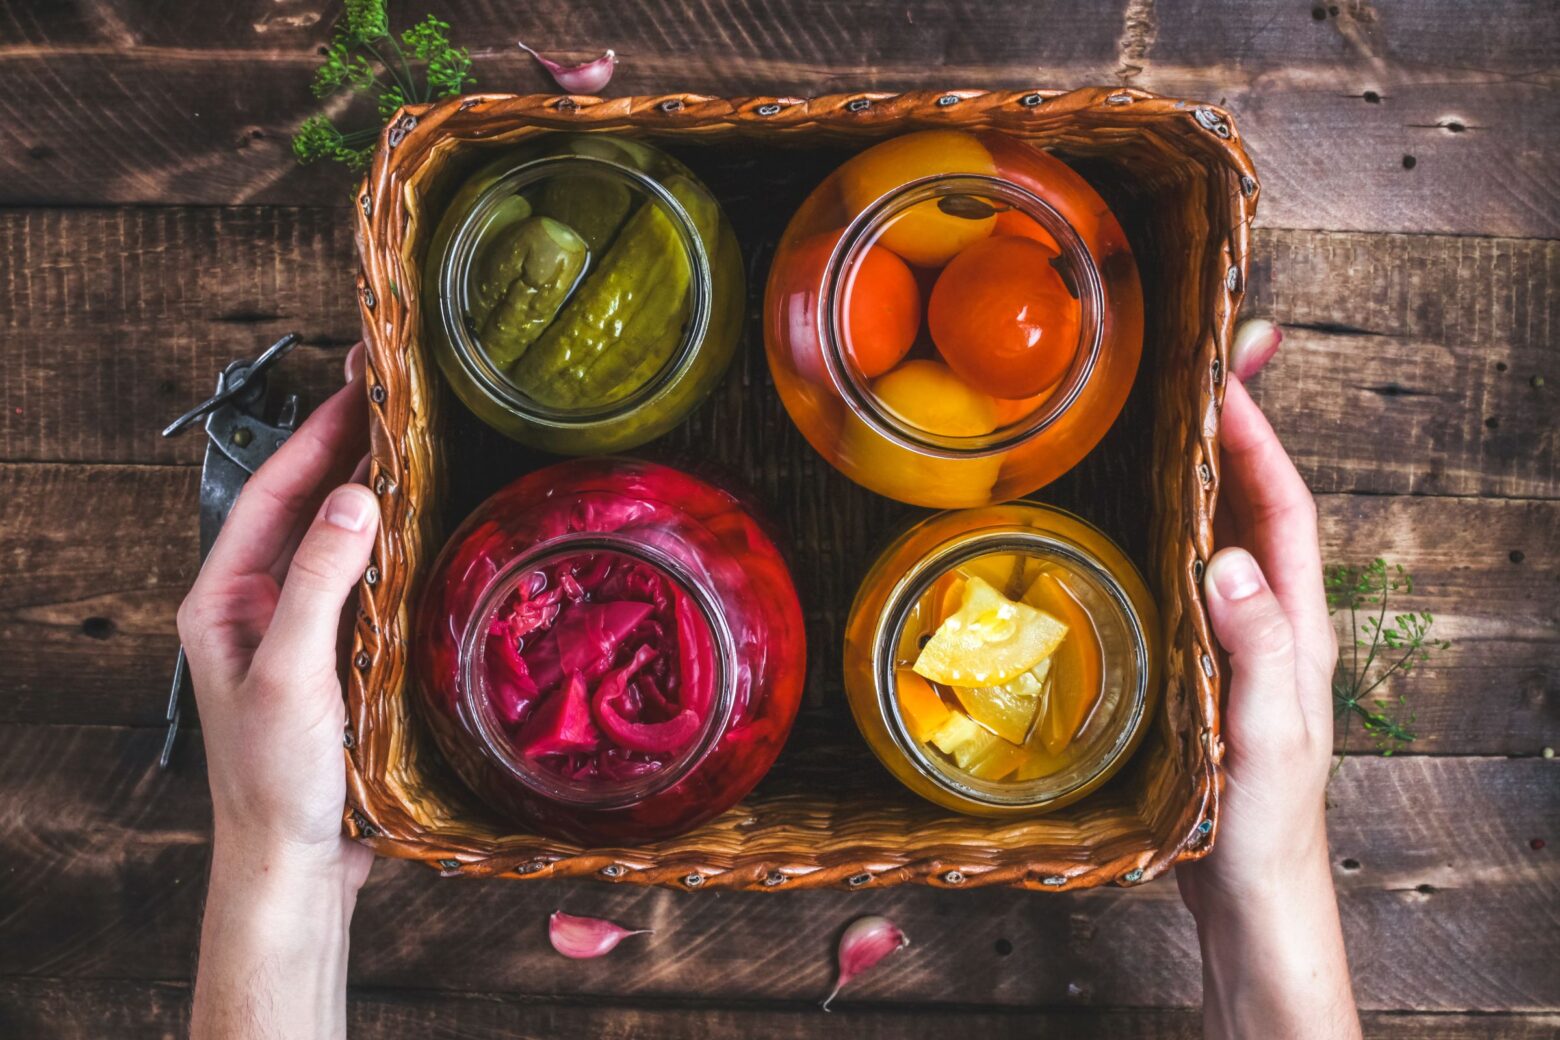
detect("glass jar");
top-left (413, 458), bottom-right (806, 844)
top-left (424, 135), bottom-right (745, 454)
top-left (764, 130), bottom-right (1143, 508)
top-left (843, 503), bottom-right (1158, 816)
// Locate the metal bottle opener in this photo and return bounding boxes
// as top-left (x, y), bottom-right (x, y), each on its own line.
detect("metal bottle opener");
top-left (158, 333), bottom-right (304, 767)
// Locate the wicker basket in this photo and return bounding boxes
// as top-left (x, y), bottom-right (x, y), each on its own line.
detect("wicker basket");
top-left (347, 88), bottom-right (1256, 891)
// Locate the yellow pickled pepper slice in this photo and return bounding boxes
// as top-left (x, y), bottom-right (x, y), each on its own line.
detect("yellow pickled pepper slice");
top-left (912, 575), bottom-right (1067, 687)
top-left (1027, 571), bottom-right (1104, 755)
top-left (952, 656), bottom-right (1051, 745)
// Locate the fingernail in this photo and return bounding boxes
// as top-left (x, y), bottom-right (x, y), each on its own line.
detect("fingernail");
top-left (1208, 549), bottom-right (1263, 601)
top-left (344, 343), bottom-right (365, 383)
top-left (1231, 318), bottom-right (1281, 381)
top-left (323, 486), bottom-right (374, 532)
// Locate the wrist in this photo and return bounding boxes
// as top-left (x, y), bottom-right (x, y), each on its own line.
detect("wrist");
top-left (1183, 816), bottom-right (1332, 925)
top-left (210, 814), bottom-right (372, 897)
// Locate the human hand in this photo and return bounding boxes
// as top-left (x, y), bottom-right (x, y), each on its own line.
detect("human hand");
top-left (177, 344), bottom-right (378, 1038)
top-left (1176, 321), bottom-right (1360, 1039)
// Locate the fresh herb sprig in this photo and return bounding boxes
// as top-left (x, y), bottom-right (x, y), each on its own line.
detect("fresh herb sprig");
top-left (292, 0), bottom-right (474, 170)
top-left (1326, 559), bottom-right (1448, 769)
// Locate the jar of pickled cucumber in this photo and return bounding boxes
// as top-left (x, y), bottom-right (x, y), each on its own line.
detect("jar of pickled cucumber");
top-left (413, 459), bottom-right (807, 844)
top-left (764, 130), bottom-right (1143, 508)
top-left (424, 135), bottom-right (745, 454)
top-left (843, 503), bottom-right (1158, 816)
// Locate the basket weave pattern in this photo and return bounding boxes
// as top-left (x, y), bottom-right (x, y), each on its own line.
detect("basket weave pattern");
top-left (347, 88), bottom-right (1257, 891)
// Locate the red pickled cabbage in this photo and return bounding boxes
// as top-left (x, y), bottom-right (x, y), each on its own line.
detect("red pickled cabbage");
top-left (482, 549), bottom-right (718, 785)
top-left (517, 672), bottom-right (600, 757)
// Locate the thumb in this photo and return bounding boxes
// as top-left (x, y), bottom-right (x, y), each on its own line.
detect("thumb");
top-left (1204, 547), bottom-right (1308, 754)
top-left (1230, 318), bottom-right (1281, 382)
top-left (258, 484), bottom-right (380, 677)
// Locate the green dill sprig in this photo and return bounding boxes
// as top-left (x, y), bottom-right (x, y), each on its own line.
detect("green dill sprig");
top-left (292, 0), bottom-right (474, 170)
top-left (1325, 559), bottom-right (1449, 770)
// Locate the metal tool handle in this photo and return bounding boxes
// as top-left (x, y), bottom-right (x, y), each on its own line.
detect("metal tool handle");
top-left (161, 332), bottom-right (301, 438)
top-left (158, 332), bottom-right (305, 767)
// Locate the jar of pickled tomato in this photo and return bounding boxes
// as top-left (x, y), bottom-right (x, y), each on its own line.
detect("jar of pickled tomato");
top-left (843, 504), bottom-right (1159, 815)
top-left (413, 458), bottom-right (806, 844)
top-left (764, 130), bottom-right (1143, 508)
top-left (425, 134), bottom-right (745, 454)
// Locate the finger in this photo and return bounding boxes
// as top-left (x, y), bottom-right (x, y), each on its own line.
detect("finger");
top-left (1218, 378), bottom-right (1332, 683)
top-left (253, 485), bottom-right (380, 690)
top-left (1230, 319), bottom-right (1281, 382)
top-left (1204, 547), bottom-right (1311, 757)
top-left (197, 375), bottom-right (369, 589)
top-left (344, 341), bottom-right (365, 383)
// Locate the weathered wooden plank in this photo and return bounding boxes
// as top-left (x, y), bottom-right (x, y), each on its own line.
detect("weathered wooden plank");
top-left (0, 727), bottom-right (1553, 1011)
top-left (0, 1), bottom-right (1555, 234)
top-left (4, 208), bottom-right (1555, 497)
top-left (3, 461), bottom-right (1552, 751)
top-left (2, 979), bottom-right (1557, 1040)
top-left (1248, 230), bottom-right (1558, 499)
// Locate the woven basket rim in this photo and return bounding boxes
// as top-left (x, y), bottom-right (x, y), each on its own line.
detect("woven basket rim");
top-left (345, 86), bottom-right (1254, 891)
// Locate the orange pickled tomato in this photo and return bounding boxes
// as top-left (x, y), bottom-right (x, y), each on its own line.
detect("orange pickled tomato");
top-left (796, 230), bottom-right (921, 378)
top-left (840, 130), bottom-right (997, 267)
top-left (928, 236), bottom-right (1081, 400)
top-left (772, 229), bottom-right (919, 388)
top-left (993, 210), bottom-right (1061, 254)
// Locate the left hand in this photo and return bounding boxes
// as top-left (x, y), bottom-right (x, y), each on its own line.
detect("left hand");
top-left (177, 343), bottom-right (378, 887)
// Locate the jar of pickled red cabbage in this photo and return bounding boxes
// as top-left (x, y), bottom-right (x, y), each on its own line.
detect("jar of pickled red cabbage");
top-left (764, 130), bottom-right (1143, 508)
top-left (424, 135), bottom-right (745, 454)
top-left (843, 503), bottom-right (1158, 815)
top-left (413, 459), bottom-right (806, 844)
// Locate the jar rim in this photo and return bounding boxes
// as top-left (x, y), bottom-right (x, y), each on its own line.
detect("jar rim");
top-left (871, 518), bottom-right (1150, 808)
top-left (435, 152), bottom-right (713, 430)
top-left (821, 173), bottom-right (1105, 459)
top-left (455, 532), bottom-right (736, 810)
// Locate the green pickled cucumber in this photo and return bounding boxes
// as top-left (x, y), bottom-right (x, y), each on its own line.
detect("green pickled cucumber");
top-left (465, 195), bottom-right (534, 327)
top-left (538, 175), bottom-right (632, 255)
top-left (510, 175), bottom-right (720, 409)
top-left (473, 216), bottom-right (590, 368)
top-left (536, 136), bottom-right (659, 252)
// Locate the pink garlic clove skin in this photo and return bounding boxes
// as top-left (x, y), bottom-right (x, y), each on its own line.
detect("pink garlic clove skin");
top-left (1231, 318), bottom-right (1282, 382)
top-left (822, 915), bottom-right (910, 1011)
top-left (517, 41), bottom-right (617, 94)
top-left (548, 910), bottom-right (652, 959)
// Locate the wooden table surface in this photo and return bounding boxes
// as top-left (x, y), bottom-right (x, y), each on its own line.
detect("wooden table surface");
top-left (1, 1), bottom-right (1556, 1036)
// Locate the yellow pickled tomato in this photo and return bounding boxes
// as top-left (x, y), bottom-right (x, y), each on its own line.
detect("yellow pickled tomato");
top-left (913, 575), bottom-right (1068, 687)
top-left (874, 359), bottom-right (998, 437)
top-left (836, 360), bottom-right (1002, 508)
top-left (840, 130), bottom-right (998, 267)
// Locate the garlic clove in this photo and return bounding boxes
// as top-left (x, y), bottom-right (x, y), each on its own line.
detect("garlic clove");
top-left (518, 41), bottom-right (617, 95)
top-left (822, 914), bottom-right (910, 1011)
top-left (1231, 318), bottom-right (1282, 382)
top-left (548, 910), bottom-right (652, 959)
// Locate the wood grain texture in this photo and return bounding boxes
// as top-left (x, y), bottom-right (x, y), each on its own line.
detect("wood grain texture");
top-left (2, 979), bottom-right (1557, 1040)
top-left (0, 1), bottom-right (1555, 234)
top-left (3, 208), bottom-right (1555, 497)
top-left (4, 463), bottom-right (1551, 752)
top-left (0, 725), bottom-right (1553, 1011)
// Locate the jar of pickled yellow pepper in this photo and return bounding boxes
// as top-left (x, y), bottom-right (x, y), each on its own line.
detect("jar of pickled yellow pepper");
top-left (843, 503), bottom-right (1159, 815)
top-left (424, 135), bottom-right (744, 453)
top-left (765, 130), bottom-right (1143, 507)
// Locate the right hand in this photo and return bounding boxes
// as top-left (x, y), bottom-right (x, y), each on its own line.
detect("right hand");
top-left (1175, 321), bottom-right (1361, 1040)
